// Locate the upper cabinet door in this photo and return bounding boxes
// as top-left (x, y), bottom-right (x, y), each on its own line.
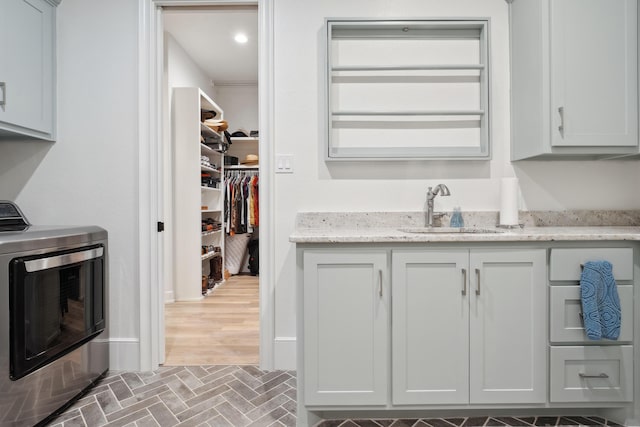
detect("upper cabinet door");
top-left (550, 0), bottom-right (637, 147)
top-left (0, 0), bottom-right (56, 140)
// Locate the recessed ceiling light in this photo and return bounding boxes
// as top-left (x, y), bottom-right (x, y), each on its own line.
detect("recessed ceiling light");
top-left (234, 33), bottom-right (248, 44)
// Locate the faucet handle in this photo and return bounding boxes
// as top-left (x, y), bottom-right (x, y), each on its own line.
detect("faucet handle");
top-left (437, 184), bottom-right (451, 196)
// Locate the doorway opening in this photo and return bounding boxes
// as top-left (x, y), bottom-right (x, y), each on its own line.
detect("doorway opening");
top-left (161, 5), bottom-right (261, 366)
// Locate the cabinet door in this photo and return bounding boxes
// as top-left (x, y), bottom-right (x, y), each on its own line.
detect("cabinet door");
top-left (0, 0), bottom-right (55, 139)
top-left (469, 249), bottom-right (546, 404)
top-left (392, 250), bottom-right (469, 404)
top-left (303, 250), bottom-right (389, 406)
top-left (550, 0), bottom-right (637, 147)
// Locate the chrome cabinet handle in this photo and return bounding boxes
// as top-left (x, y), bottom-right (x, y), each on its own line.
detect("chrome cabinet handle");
top-left (0, 82), bottom-right (5, 107)
top-left (475, 268), bottom-right (481, 295)
top-left (378, 269), bottom-right (383, 297)
top-left (558, 106), bottom-right (564, 137)
top-left (579, 373), bottom-right (609, 379)
top-left (461, 268), bottom-right (467, 295)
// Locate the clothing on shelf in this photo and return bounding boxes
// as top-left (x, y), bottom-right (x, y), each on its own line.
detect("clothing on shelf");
top-left (224, 169), bottom-right (259, 236)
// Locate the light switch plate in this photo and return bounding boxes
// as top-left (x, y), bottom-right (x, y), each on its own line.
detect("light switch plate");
top-left (275, 154), bottom-right (294, 173)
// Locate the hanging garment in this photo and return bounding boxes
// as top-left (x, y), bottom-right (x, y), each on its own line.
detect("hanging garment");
top-left (252, 175), bottom-right (259, 227)
top-left (224, 170), bottom-right (259, 235)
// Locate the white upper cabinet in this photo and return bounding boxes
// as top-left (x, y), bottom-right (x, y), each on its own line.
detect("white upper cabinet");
top-left (0, 0), bottom-right (58, 141)
top-left (510, 0), bottom-right (638, 160)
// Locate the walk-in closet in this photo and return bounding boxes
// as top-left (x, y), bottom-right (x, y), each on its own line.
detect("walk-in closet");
top-left (161, 5), bottom-right (260, 366)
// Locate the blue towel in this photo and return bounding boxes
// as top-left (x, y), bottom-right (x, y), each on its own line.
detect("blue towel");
top-left (580, 260), bottom-right (621, 340)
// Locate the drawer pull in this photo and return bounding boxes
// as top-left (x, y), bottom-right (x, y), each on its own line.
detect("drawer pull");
top-left (378, 269), bottom-right (383, 297)
top-left (579, 373), bottom-right (609, 379)
top-left (475, 268), bottom-right (480, 295)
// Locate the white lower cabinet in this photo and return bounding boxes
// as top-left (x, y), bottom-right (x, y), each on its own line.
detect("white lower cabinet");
top-left (300, 242), bottom-right (638, 423)
top-left (392, 249), bottom-right (547, 405)
top-left (303, 250), bottom-right (389, 406)
top-left (391, 250), bottom-right (469, 404)
top-left (302, 247), bottom-right (546, 408)
top-left (547, 246), bottom-right (635, 406)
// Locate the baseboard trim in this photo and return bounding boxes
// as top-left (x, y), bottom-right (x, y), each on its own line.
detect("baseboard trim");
top-left (274, 337), bottom-right (296, 371)
top-left (164, 290), bottom-right (175, 303)
top-left (109, 338), bottom-right (140, 371)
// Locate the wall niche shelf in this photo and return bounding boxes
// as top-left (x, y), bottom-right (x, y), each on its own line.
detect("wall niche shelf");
top-left (326, 19), bottom-right (491, 161)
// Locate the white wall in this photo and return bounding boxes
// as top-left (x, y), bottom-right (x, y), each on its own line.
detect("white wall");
top-left (0, 0), bottom-right (140, 370)
top-left (215, 84), bottom-right (258, 132)
top-left (215, 84), bottom-right (259, 163)
top-left (271, 0), bottom-right (640, 369)
top-left (165, 32), bottom-right (215, 99)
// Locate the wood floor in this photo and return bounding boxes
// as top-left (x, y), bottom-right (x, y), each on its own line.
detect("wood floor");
top-left (164, 275), bottom-right (259, 366)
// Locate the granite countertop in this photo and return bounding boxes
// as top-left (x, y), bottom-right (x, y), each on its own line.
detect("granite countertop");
top-left (290, 211), bottom-right (640, 243)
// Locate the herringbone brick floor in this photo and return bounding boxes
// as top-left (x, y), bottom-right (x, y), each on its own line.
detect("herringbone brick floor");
top-left (46, 365), bottom-right (297, 427)
top-left (45, 365), bottom-right (625, 427)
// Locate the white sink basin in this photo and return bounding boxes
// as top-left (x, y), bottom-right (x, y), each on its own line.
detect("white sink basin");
top-left (399, 227), bottom-right (504, 234)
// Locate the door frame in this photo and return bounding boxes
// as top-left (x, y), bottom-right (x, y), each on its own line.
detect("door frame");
top-left (137, 0), bottom-right (274, 371)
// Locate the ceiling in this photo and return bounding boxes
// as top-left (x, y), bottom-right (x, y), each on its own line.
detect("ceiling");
top-left (163, 7), bottom-right (258, 85)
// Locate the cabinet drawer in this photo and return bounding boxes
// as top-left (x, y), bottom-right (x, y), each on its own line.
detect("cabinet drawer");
top-left (550, 286), bottom-right (633, 343)
top-left (549, 248), bottom-right (633, 281)
top-left (550, 346), bottom-right (633, 402)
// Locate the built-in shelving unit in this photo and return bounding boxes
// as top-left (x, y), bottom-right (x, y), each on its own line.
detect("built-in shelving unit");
top-left (326, 19), bottom-right (490, 160)
top-left (173, 87), bottom-right (225, 301)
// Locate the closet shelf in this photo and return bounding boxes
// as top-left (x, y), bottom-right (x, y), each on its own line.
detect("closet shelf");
top-left (200, 165), bottom-right (221, 173)
top-left (226, 165), bottom-right (259, 170)
top-left (200, 143), bottom-right (215, 154)
top-left (231, 137), bottom-right (259, 143)
top-left (200, 122), bottom-right (223, 138)
top-left (202, 230), bottom-right (222, 237)
top-left (332, 64), bottom-right (485, 72)
top-left (201, 186), bottom-right (221, 193)
top-left (201, 209), bottom-right (221, 213)
top-left (332, 110), bottom-right (485, 117)
top-left (201, 143), bottom-right (223, 154)
top-left (201, 252), bottom-right (221, 261)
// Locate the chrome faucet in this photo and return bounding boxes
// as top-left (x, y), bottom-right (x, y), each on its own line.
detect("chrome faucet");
top-left (426, 184), bottom-right (451, 227)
